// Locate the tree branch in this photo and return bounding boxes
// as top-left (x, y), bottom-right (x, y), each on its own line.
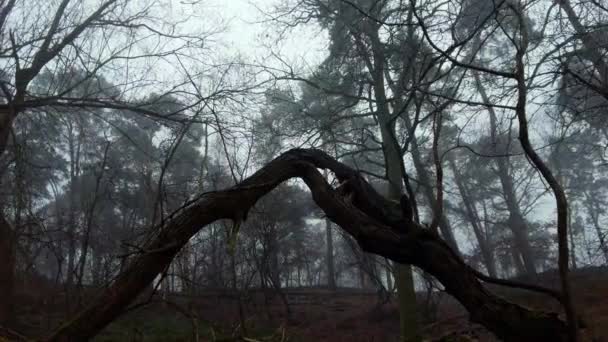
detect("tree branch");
top-left (46, 148), bottom-right (569, 342)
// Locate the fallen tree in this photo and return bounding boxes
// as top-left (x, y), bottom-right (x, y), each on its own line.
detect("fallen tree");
top-left (46, 148), bottom-right (569, 341)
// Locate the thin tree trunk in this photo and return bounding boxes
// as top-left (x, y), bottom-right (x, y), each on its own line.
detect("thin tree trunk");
top-left (0, 109), bottom-right (16, 327)
top-left (514, 24), bottom-right (578, 340)
top-left (230, 246), bottom-right (246, 336)
top-left (269, 226), bottom-right (280, 289)
top-left (511, 249), bottom-right (525, 278)
top-left (474, 71), bottom-right (537, 276)
top-left (359, 264), bottom-right (367, 288)
top-left (367, 23), bottom-right (421, 342)
top-left (385, 262), bottom-right (393, 291)
top-left (66, 120), bottom-right (81, 290)
top-left (585, 192), bottom-right (608, 264)
top-left (568, 208), bottom-right (578, 270)
top-left (325, 217), bottom-right (336, 290)
top-left (402, 110), bottom-right (459, 251)
top-left (448, 156), bottom-right (497, 277)
top-left (379, 98), bottom-right (421, 342)
top-left (0, 212), bottom-right (15, 328)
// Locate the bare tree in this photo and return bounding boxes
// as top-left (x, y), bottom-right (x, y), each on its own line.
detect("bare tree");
top-left (0, 0), bottom-right (228, 328)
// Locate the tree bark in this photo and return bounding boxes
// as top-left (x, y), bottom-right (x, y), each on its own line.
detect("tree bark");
top-left (366, 22), bottom-right (421, 342)
top-left (401, 109), bottom-right (460, 251)
top-left (269, 225), bottom-right (280, 288)
top-left (448, 156), bottom-right (497, 277)
top-left (474, 71), bottom-right (537, 277)
top-left (0, 212), bottom-right (15, 328)
top-left (584, 192), bottom-right (608, 264)
top-left (325, 218), bottom-right (336, 290)
top-left (0, 108), bottom-right (16, 329)
top-left (514, 21), bottom-right (578, 340)
top-left (45, 149), bottom-right (570, 342)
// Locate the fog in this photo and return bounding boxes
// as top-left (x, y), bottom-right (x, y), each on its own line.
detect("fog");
top-left (0, 0), bottom-right (606, 341)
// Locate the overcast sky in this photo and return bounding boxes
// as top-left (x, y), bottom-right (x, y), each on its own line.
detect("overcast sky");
top-left (205, 0), bottom-right (328, 71)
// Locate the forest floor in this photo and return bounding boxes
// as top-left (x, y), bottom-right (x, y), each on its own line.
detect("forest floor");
top-left (9, 266), bottom-right (608, 341)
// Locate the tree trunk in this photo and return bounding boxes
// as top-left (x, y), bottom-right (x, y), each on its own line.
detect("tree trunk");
top-left (0, 109), bottom-right (16, 328)
top-left (474, 71), bottom-right (537, 277)
top-left (326, 216), bottom-right (336, 290)
top-left (514, 35), bottom-right (578, 340)
top-left (65, 120), bottom-right (81, 290)
top-left (359, 264), bottom-right (369, 289)
top-left (367, 23), bottom-right (422, 342)
top-left (379, 104), bottom-right (421, 342)
top-left (45, 149), bottom-right (570, 342)
top-left (0, 212), bottom-right (15, 328)
top-left (269, 226), bottom-right (280, 289)
top-left (568, 208), bottom-right (578, 270)
top-left (511, 248), bottom-right (525, 278)
top-left (585, 192), bottom-right (608, 264)
top-left (401, 110), bottom-right (460, 251)
top-left (448, 156), bottom-right (497, 277)
top-left (385, 262), bottom-right (393, 291)
top-left (230, 246), bottom-right (247, 336)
